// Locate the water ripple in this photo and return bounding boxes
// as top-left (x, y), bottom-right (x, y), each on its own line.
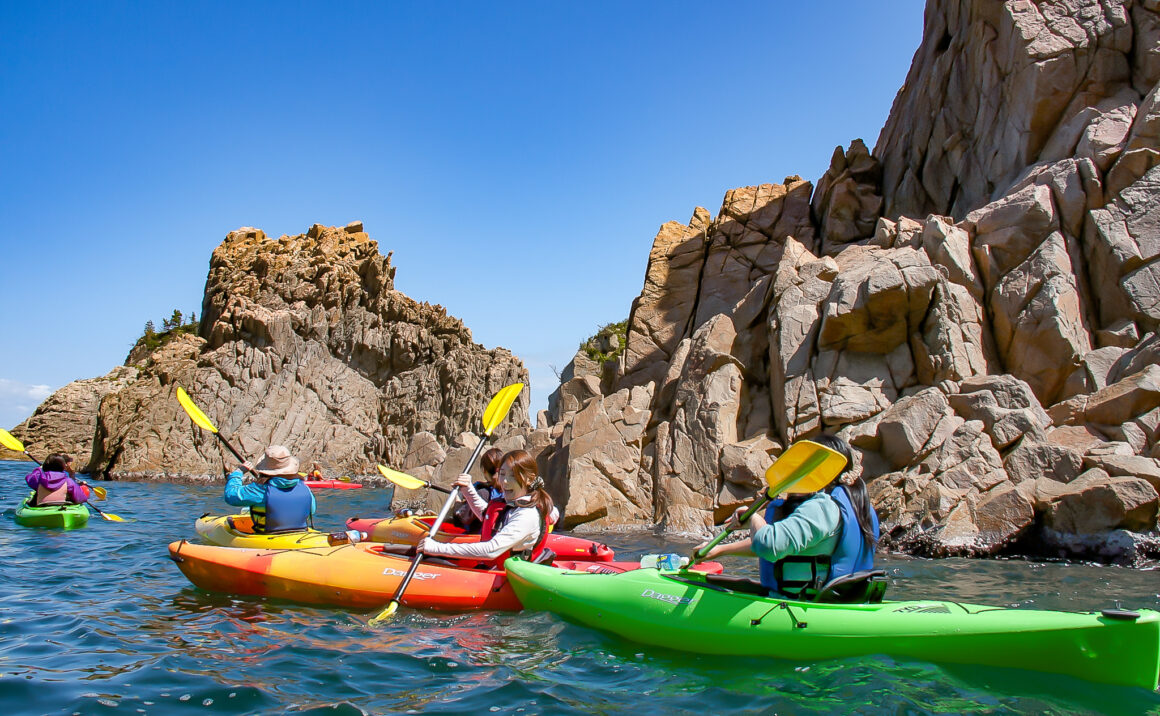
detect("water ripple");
top-left (1, 460), bottom-right (1157, 715)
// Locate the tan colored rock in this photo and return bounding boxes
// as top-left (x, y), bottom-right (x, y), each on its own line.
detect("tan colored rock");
top-left (3, 365), bottom-right (138, 466)
top-left (876, 388), bottom-right (953, 469)
top-left (819, 246), bottom-right (940, 354)
top-left (1083, 453), bottom-right (1160, 491)
top-left (812, 140), bottom-right (884, 253)
top-left (655, 315), bottom-right (743, 532)
top-left (1004, 434), bottom-right (1084, 484)
top-left (1085, 164), bottom-right (1160, 333)
top-left (877, 0), bottom-right (1134, 219)
top-left (1043, 468), bottom-right (1159, 533)
top-left (1106, 82), bottom-right (1160, 196)
top-left (768, 240), bottom-right (832, 442)
top-left (620, 210), bottom-right (711, 389)
top-left (1048, 364), bottom-right (1160, 427)
top-left (948, 374), bottom-right (1050, 449)
top-left (402, 431), bottom-right (446, 470)
top-left (27, 225), bottom-right (531, 478)
top-left (716, 434), bottom-right (779, 521)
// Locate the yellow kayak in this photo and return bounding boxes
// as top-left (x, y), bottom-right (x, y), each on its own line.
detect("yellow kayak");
top-left (195, 514), bottom-right (332, 549)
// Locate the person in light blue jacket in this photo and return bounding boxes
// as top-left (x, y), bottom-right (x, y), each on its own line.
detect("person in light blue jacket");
top-left (698, 434), bottom-right (879, 599)
top-left (224, 445), bottom-right (316, 533)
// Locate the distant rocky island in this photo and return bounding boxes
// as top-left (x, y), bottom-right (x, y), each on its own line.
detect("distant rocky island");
top-left (6, 0), bottom-right (1160, 565)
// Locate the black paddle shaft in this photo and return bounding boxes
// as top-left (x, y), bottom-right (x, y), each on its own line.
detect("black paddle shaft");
top-left (213, 433), bottom-right (263, 480)
top-left (389, 436), bottom-right (489, 606)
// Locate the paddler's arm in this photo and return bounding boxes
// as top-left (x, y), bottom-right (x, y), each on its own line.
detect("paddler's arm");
top-left (454, 474), bottom-right (488, 519)
top-left (418, 507), bottom-right (538, 560)
top-left (224, 468), bottom-right (265, 506)
top-left (750, 495), bottom-right (840, 563)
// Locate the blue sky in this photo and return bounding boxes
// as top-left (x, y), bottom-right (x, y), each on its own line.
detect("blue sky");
top-left (0, 1), bottom-right (926, 430)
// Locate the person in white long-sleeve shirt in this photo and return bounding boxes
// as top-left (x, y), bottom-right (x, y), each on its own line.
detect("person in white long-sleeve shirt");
top-left (418, 449), bottom-right (555, 565)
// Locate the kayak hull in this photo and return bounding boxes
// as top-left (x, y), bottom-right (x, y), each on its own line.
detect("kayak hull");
top-left (505, 559), bottom-right (1160, 691)
top-left (304, 480), bottom-right (363, 489)
top-left (14, 493), bottom-right (89, 529)
top-left (168, 540), bottom-right (721, 612)
top-left (195, 514), bottom-right (332, 549)
top-left (346, 515), bottom-right (616, 561)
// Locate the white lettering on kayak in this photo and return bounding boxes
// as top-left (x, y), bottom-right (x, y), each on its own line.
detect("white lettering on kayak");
top-left (381, 566), bottom-right (439, 580)
top-left (641, 588), bottom-right (695, 606)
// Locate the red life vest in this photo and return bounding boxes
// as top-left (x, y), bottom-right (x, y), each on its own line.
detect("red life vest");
top-left (475, 499), bottom-right (548, 567)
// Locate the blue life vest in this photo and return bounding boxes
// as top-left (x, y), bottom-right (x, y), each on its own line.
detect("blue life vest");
top-left (758, 485), bottom-right (878, 597)
top-left (252, 480), bottom-right (314, 533)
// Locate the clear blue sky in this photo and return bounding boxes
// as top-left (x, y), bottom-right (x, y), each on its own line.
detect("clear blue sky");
top-left (0, 1), bottom-right (926, 430)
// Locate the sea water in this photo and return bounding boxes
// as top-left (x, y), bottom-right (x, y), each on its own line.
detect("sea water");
top-left (1, 460), bottom-right (1157, 715)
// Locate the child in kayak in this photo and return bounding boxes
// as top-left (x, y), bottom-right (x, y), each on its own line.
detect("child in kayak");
top-left (697, 434), bottom-right (879, 599)
top-left (418, 449), bottom-right (554, 565)
top-left (25, 453), bottom-right (92, 505)
top-left (224, 445), bottom-right (317, 533)
top-left (450, 447), bottom-right (504, 533)
top-left (306, 462), bottom-right (323, 480)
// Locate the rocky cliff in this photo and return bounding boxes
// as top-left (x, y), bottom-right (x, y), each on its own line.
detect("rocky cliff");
top-left (5, 222), bottom-right (530, 477)
top-left (534, 0), bottom-right (1160, 564)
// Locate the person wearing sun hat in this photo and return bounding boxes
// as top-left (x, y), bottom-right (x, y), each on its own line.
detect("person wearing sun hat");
top-left (223, 445), bottom-right (317, 533)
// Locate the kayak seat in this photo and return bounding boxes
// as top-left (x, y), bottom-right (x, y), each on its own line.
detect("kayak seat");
top-left (703, 574), bottom-right (768, 596)
top-left (812, 569), bottom-right (888, 604)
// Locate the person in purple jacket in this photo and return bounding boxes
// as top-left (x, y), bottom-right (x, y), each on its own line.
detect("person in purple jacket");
top-left (25, 453), bottom-right (92, 506)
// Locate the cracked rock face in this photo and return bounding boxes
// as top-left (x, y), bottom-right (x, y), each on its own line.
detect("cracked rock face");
top-left (535, 0), bottom-right (1160, 561)
top-left (9, 223), bottom-right (530, 477)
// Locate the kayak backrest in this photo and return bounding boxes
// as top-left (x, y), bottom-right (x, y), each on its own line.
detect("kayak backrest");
top-left (813, 569), bottom-right (888, 604)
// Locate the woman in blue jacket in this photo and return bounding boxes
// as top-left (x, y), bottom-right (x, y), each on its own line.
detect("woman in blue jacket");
top-left (224, 445), bottom-right (316, 533)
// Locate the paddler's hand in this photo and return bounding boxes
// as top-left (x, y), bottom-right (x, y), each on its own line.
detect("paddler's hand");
top-left (416, 536), bottom-right (438, 555)
top-left (453, 473), bottom-right (473, 490)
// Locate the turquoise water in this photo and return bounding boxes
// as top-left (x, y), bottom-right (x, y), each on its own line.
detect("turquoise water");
top-left (1, 459), bottom-right (1158, 715)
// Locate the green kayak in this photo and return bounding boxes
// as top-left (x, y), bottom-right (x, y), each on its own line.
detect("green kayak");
top-left (14, 492), bottom-right (90, 529)
top-left (505, 558), bottom-right (1160, 690)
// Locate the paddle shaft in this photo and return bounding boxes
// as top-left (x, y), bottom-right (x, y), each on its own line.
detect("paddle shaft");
top-left (387, 437), bottom-right (489, 606)
top-left (693, 490), bottom-right (773, 562)
top-left (211, 432), bottom-right (264, 480)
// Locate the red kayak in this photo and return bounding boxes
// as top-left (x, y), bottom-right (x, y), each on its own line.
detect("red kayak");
top-left (346, 515), bottom-right (616, 561)
top-left (305, 479), bottom-right (363, 490)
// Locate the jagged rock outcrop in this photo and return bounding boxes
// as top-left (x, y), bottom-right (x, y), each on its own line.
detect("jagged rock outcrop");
top-left (536, 0), bottom-right (1160, 563)
top-left (1, 366), bottom-right (138, 463)
top-left (10, 223), bottom-right (530, 477)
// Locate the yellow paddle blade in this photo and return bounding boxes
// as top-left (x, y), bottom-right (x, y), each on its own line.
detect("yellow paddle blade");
top-left (176, 387), bottom-right (219, 434)
top-left (98, 510), bottom-right (128, 522)
top-left (0, 428), bottom-right (25, 453)
top-left (377, 464), bottom-right (428, 490)
top-left (89, 484), bottom-right (108, 500)
top-left (765, 439), bottom-right (848, 495)
top-left (337, 475), bottom-right (352, 482)
top-left (481, 382), bottom-right (524, 436)
top-left (369, 600), bottom-right (399, 625)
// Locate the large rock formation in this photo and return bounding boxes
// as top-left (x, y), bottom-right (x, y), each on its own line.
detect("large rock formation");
top-left (7, 223), bottom-right (530, 477)
top-left (535, 0), bottom-right (1160, 563)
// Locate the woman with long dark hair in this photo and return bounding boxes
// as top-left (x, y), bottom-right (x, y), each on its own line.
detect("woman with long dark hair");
top-left (25, 453), bottom-right (92, 506)
top-left (419, 449), bottom-right (555, 565)
top-left (697, 434), bottom-right (879, 599)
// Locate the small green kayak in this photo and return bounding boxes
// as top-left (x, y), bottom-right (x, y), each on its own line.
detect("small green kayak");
top-left (14, 492), bottom-right (90, 529)
top-left (505, 558), bottom-right (1160, 690)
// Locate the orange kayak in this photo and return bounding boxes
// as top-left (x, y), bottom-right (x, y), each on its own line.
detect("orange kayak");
top-left (345, 514), bottom-right (617, 561)
top-left (167, 540), bottom-right (721, 612)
